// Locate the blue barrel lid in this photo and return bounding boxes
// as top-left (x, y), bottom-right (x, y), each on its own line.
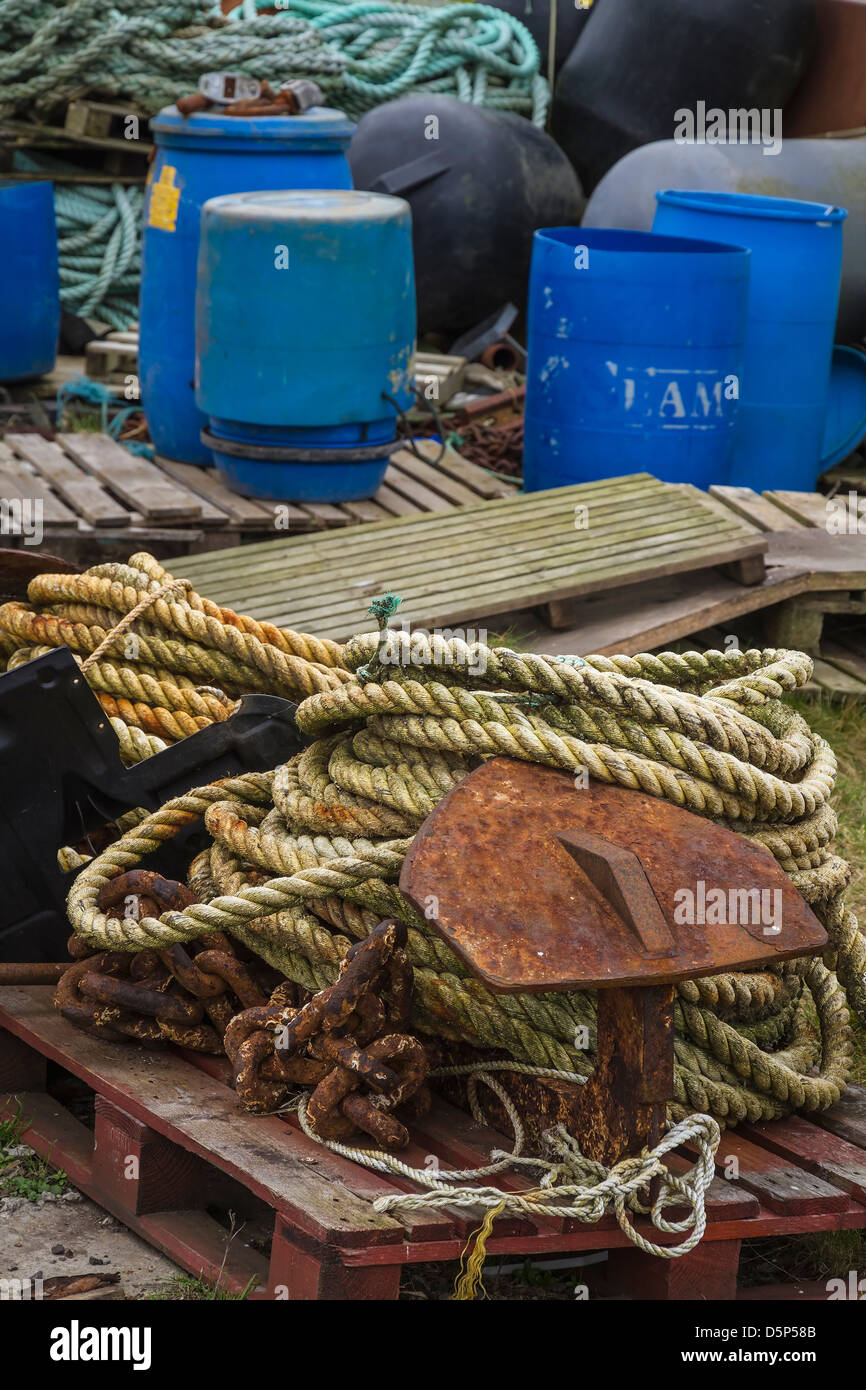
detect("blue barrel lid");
top-left (151, 104), bottom-right (355, 151)
top-left (202, 188), bottom-right (409, 225)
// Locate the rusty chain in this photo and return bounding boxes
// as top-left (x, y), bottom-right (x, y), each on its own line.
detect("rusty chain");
top-left (225, 919), bottom-right (430, 1148)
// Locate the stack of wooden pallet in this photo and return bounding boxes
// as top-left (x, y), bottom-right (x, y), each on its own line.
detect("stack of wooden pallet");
top-left (0, 434), bottom-right (516, 561)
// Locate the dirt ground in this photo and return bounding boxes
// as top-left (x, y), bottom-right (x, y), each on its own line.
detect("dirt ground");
top-left (0, 1180), bottom-right (181, 1298)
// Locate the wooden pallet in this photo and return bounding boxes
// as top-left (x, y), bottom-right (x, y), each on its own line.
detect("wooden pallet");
top-left (178, 474), bottom-right (768, 640)
top-left (0, 432), bottom-right (516, 561)
top-left (1, 985), bottom-right (865, 1301)
top-left (506, 485), bottom-right (866, 661)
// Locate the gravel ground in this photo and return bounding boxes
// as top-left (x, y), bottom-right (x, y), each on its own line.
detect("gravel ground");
top-left (0, 1160), bottom-right (182, 1299)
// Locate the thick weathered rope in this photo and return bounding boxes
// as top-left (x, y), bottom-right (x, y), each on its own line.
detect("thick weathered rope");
top-left (0, 551), bottom-right (352, 765)
top-left (66, 623), bottom-right (862, 1131)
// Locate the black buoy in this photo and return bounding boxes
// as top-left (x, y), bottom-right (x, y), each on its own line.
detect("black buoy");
top-left (348, 95), bottom-right (584, 339)
top-left (553, 0), bottom-right (817, 192)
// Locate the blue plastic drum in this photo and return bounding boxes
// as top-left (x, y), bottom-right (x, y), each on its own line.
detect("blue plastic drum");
top-left (653, 190), bottom-right (847, 491)
top-left (523, 226), bottom-right (750, 491)
top-left (139, 106), bottom-right (354, 465)
top-left (0, 182), bottom-right (59, 382)
top-left (195, 189), bottom-right (416, 502)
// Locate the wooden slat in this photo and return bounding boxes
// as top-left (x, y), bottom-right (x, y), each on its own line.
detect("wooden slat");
top-left (0, 439), bottom-right (79, 528)
top-left (810, 657), bottom-right (866, 699)
top-left (410, 439), bottom-right (517, 499)
top-left (0, 985), bottom-right (402, 1248)
top-left (706, 1131), bottom-right (851, 1215)
top-left (381, 464), bottom-right (455, 513)
top-left (764, 489), bottom-right (831, 528)
top-left (821, 639), bottom-right (866, 683)
top-left (710, 484), bottom-right (808, 532)
top-left (178, 478), bottom-right (740, 597)
top-left (7, 433), bottom-right (129, 528)
top-left (179, 475), bottom-right (766, 637)
top-left (156, 457), bottom-right (274, 529)
top-left (742, 1116), bottom-right (866, 1205)
top-left (57, 433), bottom-right (202, 523)
top-left (812, 1084), bottom-right (866, 1149)
top-left (389, 448), bottom-right (493, 507)
top-left (250, 523), bottom-right (763, 636)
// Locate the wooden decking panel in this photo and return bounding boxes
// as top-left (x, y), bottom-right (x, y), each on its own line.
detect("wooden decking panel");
top-left (180, 474), bottom-right (766, 638)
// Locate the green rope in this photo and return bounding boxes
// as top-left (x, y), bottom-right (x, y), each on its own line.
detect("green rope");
top-left (0, 0), bottom-right (547, 124)
top-left (0, 0), bottom-right (546, 327)
top-left (14, 152), bottom-right (142, 328)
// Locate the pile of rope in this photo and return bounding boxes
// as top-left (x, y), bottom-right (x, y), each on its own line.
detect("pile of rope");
top-left (0, 551), bottom-right (352, 766)
top-left (0, 0), bottom-right (546, 124)
top-left (0, 0), bottom-right (544, 325)
top-left (66, 618), bottom-right (865, 1135)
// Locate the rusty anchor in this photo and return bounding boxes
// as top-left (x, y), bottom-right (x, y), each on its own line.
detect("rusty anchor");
top-left (400, 757), bottom-right (828, 1167)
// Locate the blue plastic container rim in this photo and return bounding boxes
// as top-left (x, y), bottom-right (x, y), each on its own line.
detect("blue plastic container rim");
top-left (0, 180), bottom-right (55, 199)
top-left (656, 189), bottom-right (847, 224)
top-left (151, 104), bottom-right (355, 149)
top-left (534, 225), bottom-right (750, 259)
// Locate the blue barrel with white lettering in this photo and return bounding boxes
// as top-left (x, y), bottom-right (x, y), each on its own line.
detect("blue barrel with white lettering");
top-left (195, 189), bottom-right (415, 502)
top-left (139, 106), bottom-right (354, 466)
top-left (0, 182), bottom-right (59, 382)
top-left (522, 226), bottom-right (750, 491)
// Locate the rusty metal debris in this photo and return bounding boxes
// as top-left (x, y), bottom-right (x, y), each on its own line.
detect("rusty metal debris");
top-left (225, 919), bottom-right (430, 1148)
top-left (176, 78), bottom-right (324, 120)
top-left (401, 757), bottom-right (828, 1165)
top-left (56, 873), bottom-right (282, 1051)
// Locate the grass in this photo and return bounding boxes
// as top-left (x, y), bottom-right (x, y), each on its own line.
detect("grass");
top-left (0, 1099), bottom-right (68, 1201)
top-left (789, 692), bottom-right (866, 1083)
top-left (142, 1272), bottom-right (258, 1302)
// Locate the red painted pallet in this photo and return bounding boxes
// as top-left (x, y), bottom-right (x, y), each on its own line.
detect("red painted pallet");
top-left (1, 985), bottom-right (865, 1300)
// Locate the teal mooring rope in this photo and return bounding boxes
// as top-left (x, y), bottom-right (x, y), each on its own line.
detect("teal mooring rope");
top-left (1, 0), bottom-right (546, 328)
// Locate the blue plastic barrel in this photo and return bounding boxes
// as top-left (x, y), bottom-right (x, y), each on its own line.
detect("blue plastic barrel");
top-left (0, 183), bottom-right (59, 382)
top-left (523, 227), bottom-right (749, 491)
top-left (196, 189), bottom-right (416, 502)
top-left (139, 106), bottom-right (354, 466)
top-left (653, 190), bottom-right (847, 491)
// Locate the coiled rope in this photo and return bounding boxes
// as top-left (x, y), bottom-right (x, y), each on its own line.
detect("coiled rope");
top-left (65, 606), bottom-right (864, 1134)
top-left (0, 0), bottom-right (545, 327)
top-left (0, 0), bottom-right (545, 123)
top-left (0, 551), bottom-right (352, 763)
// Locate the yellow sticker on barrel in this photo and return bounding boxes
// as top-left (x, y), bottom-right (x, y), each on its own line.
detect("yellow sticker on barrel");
top-left (148, 165), bottom-right (180, 233)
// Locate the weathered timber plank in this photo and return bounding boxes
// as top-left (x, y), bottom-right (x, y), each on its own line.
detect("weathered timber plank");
top-left (155, 457), bottom-right (273, 529)
top-left (7, 433), bottom-right (130, 527)
top-left (821, 640), bottom-right (866, 683)
top-left (178, 484), bottom-right (755, 603)
top-left (0, 986), bottom-right (402, 1247)
top-left (390, 449), bottom-right (492, 506)
top-left (409, 439), bottom-right (518, 498)
top-left (262, 523), bottom-right (767, 636)
top-left (811, 657), bottom-right (866, 698)
top-left (764, 490), bottom-right (832, 528)
top-left (178, 477), bottom-right (668, 587)
top-left (741, 1116), bottom-right (866, 1205)
top-left (708, 1131), bottom-right (850, 1215)
top-left (57, 433), bottom-right (202, 522)
top-left (711, 485), bottom-right (808, 531)
top-left (521, 565), bottom-right (807, 658)
top-left (179, 473), bottom-right (666, 575)
top-left (382, 464), bottom-right (455, 513)
top-left (811, 1085), bottom-right (866, 1149)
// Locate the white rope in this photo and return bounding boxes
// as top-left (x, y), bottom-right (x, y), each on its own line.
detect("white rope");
top-left (291, 1062), bottom-right (721, 1258)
